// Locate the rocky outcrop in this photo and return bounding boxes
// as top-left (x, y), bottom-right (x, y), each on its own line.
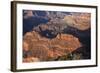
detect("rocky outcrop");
top-left (33, 18), bottom-right (68, 38)
top-left (23, 11), bottom-right (91, 62)
top-left (23, 11), bottom-right (91, 35)
top-left (33, 13), bottom-right (91, 38)
top-left (23, 31), bottom-right (81, 62)
top-left (63, 13), bottom-right (91, 30)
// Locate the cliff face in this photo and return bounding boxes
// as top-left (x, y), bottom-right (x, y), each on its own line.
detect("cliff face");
top-left (32, 13), bottom-right (91, 39)
top-left (63, 13), bottom-right (91, 30)
top-left (23, 10), bottom-right (91, 62)
top-left (23, 31), bottom-right (81, 62)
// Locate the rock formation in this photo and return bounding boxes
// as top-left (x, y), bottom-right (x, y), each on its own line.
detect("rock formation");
top-left (23, 31), bottom-right (81, 62)
top-left (23, 11), bottom-right (91, 62)
top-left (63, 13), bottom-right (91, 30)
